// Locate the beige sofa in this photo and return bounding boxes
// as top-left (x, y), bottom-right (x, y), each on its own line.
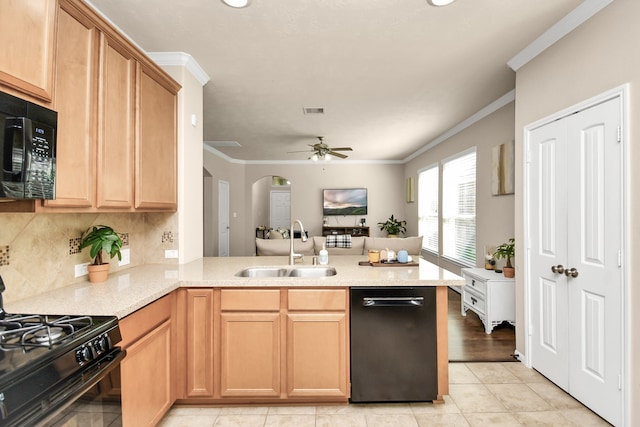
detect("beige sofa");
top-left (256, 236), bottom-right (423, 257)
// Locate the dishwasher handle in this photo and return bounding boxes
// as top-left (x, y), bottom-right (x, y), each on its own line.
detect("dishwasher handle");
top-left (362, 296), bottom-right (424, 307)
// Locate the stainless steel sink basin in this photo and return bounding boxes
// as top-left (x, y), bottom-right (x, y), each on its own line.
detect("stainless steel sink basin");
top-left (287, 266), bottom-right (337, 277)
top-left (234, 267), bottom-right (289, 277)
top-left (235, 266), bottom-right (337, 278)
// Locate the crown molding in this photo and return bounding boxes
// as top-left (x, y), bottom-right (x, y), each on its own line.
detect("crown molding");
top-left (147, 52), bottom-right (210, 86)
top-left (508, 0), bottom-right (615, 71)
top-left (403, 90), bottom-right (515, 163)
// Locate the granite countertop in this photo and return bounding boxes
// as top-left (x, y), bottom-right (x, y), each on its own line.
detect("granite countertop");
top-left (6, 256), bottom-right (464, 319)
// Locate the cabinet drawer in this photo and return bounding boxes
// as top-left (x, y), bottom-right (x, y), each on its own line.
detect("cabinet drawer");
top-left (463, 288), bottom-right (486, 313)
top-left (464, 275), bottom-right (487, 295)
top-left (221, 289), bottom-right (280, 311)
top-left (288, 289), bottom-right (347, 311)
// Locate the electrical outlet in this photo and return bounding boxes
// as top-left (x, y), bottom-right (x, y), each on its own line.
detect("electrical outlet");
top-left (164, 249), bottom-right (178, 259)
top-left (118, 248), bottom-right (130, 266)
top-left (74, 262), bottom-right (89, 278)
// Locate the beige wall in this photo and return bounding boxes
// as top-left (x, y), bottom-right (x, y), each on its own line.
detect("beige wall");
top-left (0, 212), bottom-right (178, 304)
top-left (203, 151), bottom-right (406, 256)
top-left (514, 0), bottom-right (638, 422)
top-left (404, 102), bottom-right (516, 275)
top-left (161, 63), bottom-right (205, 264)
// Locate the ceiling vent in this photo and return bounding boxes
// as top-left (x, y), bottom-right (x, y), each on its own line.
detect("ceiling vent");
top-left (303, 107), bottom-right (325, 115)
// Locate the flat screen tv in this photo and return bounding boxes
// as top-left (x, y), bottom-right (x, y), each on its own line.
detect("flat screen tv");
top-left (323, 188), bottom-right (367, 216)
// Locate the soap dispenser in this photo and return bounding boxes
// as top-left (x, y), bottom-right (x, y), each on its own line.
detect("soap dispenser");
top-left (319, 244), bottom-right (329, 265)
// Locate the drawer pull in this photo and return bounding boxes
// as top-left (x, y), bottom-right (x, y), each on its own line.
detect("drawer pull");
top-left (471, 279), bottom-right (475, 286)
top-left (471, 296), bottom-right (477, 305)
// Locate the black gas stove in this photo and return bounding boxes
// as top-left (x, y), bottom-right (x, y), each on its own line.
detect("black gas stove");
top-left (0, 277), bottom-right (124, 426)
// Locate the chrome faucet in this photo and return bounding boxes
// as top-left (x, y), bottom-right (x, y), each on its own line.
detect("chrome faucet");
top-left (289, 219), bottom-right (308, 265)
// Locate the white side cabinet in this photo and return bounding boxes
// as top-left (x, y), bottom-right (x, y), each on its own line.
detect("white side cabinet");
top-left (460, 268), bottom-right (515, 334)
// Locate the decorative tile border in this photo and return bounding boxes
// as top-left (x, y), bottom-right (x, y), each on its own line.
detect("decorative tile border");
top-left (0, 245), bottom-right (9, 266)
top-left (120, 232), bottom-right (129, 247)
top-left (69, 238), bottom-right (82, 255)
top-left (162, 231), bottom-right (174, 243)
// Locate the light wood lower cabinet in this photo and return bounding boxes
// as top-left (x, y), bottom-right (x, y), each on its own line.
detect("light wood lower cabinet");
top-left (176, 287), bottom-right (350, 403)
top-left (120, 293), bottom-right (175, 427)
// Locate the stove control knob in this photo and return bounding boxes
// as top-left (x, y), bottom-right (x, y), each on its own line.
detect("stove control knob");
top-left (93, 335), bottom-right (110, 354)
top-left (76, 346), bottom-right (93, 364)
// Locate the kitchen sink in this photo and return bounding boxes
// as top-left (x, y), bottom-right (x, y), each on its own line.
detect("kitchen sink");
top-left (287, 266), bottom-right (337, 277)
top-left (234, 267), bottom-right (289, 277)
top-left (234, 266), bottom-right (337, 278)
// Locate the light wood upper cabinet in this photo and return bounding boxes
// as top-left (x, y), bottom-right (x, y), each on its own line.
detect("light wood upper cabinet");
top-left (44, 0), bottom-right (98, 208)
top-left (96, 34), bottom-right (135, 208)
top-left (135, 64), bottom-right (178, 210)
top-left (0, 0), bottom-right (56, 102)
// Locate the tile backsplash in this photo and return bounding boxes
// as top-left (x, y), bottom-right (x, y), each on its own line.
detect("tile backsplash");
top-left (0, 212), bottom-right (178, 304)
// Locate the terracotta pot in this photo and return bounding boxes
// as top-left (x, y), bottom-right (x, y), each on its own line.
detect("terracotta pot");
top-left (87, 263), bottom-right (110, 283)
top-left (503, 267), bottom-right (515, 278)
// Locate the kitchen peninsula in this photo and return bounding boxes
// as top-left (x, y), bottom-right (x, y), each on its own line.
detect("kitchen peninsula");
top-left (6, 256), bottom-right (463, 423)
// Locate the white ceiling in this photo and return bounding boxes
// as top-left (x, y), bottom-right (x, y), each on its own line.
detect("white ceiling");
top-left (88, 0), bottom-right (583, 162)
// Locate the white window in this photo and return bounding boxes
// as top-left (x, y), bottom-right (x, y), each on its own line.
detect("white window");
top-left (418, 165), bottom-right (438, 253)
top-left (441, 148), bottom-right (476, 266)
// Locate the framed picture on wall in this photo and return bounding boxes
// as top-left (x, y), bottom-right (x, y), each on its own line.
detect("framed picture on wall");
top-left (491, 140), bottom-right (515, 195)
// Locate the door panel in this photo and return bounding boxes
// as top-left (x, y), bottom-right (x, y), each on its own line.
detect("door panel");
top-left (566, 99), bottom-right (621, 425)
top-left (529, 120), bottom-right (569, 390)
top-left (528, 97), bottom-right (622, 426)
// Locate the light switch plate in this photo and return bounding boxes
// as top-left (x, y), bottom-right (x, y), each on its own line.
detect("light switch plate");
top-left (118, 248), bottom-right (130, 266)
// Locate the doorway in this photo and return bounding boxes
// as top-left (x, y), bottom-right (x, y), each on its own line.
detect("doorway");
top-left (524, 88), bottom-right (627, 426)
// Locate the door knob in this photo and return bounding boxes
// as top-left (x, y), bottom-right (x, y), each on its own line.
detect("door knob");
top-left (564, 268), bottom-right (579, 278)
top-left (551, 264), bottom-right (565, 274)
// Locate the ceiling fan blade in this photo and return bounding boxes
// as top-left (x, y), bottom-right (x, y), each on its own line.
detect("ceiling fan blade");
top-left (328, 147), bottom-right (353, 151)
top-left (328, 151), bottom-right (348, 159)
top-left (287, 149), bottom-right (313, 153)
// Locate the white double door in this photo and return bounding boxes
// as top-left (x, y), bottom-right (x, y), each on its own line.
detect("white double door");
top-left (528, 97), bottom-right (622, 426)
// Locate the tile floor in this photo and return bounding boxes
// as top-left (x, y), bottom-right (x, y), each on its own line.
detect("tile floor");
top-left (158, 362), bottom-right (611, 427)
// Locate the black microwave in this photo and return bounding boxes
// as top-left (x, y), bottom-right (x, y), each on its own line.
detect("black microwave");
top-left (0, 91), bottom-right (57, 200)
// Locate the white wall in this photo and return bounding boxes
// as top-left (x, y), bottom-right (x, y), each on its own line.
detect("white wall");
top-left (513, 0), bottom-right (639, 423)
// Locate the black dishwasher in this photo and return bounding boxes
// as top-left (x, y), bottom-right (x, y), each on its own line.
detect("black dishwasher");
top-left (350, 287), bottom-right (437, 402)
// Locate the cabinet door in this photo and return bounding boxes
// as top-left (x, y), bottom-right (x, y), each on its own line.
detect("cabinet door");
top-left (184, 289), bottom-right (214, 397)
top-left (220, 312), bottom-right (281, 397)
top-left (0, 0), bottom-right (56, 101)
top-left (44, 0), bottom-right (98, 208)
top-left (121, 320), bottom-right (172, 427)
top-left (286, 312), bottom-right (348, 398)
top-left (135, 64), bottom-right (177, 210)
top-left (96, 34), bottom-right (134, 208)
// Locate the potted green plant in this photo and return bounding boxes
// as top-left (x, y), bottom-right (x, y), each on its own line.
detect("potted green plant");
top-left (377, 214), bottom-right (407, 237)
top-left (493, 238), bottom-right (515, 278)
top-left (79, 225), bottom-right (123, 283)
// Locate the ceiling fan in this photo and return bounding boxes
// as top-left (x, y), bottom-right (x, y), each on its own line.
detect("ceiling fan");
top-left (289, 137), bottom-right (353, 160)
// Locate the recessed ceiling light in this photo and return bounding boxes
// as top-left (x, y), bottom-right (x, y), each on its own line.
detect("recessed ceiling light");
top-left (221, 0), bottom-right (250, 8)
top-left (427, 0), bottom-right (455, 6)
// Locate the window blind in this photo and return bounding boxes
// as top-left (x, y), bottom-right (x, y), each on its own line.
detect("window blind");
top-left (442, 149), bottom-right (476, 266)
top-left (418, 165), bottom-right (438, 253)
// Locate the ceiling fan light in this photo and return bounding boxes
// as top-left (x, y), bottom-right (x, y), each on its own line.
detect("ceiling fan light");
top-left (427, 0), bottom-right (455, 6)
top-left (310, 154), bottom-right (319, 161)
top-left (221, 0), bottom-right (250, 8)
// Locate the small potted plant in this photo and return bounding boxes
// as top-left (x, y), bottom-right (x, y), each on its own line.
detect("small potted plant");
top-left (79, 225), bottom-right (123, 283)
top-left (493, 238), bottom-right (515, 278)
top-left (377, 214), bottom-right (407, 237)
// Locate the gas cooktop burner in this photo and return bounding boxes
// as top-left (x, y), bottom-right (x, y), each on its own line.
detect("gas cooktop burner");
top-left (0, 314), bottom-right (93, 350)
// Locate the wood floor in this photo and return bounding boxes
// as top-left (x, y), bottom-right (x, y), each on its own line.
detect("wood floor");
top-left (447, 287), bottom-right (516, 362)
